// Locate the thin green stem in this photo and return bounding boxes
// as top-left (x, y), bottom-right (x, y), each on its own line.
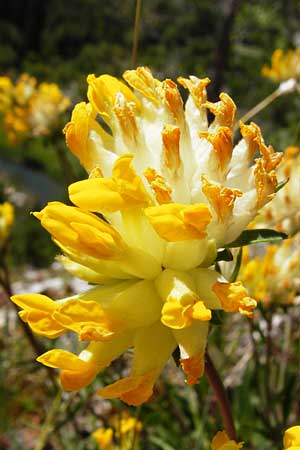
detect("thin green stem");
top-left (34, 388), bottom-right (63, 450)
top-left (204, 352), bottom-right (237, 441)
top-left (130, 406), bottom-right (141, 450)
top-left (131, 0), bottom-right (142, 68)
top-left (277, 313), bottom-right (291, 393)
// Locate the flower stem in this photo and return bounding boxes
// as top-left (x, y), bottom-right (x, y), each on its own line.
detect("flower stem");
top-left (235, 87), bottom-right (281, 128)
top-left (0, 247), bottom-right (57, 387)
top-left (34, 388), bottom-right (63, 450)
top-left (204, 352), bottom-right (237, 440)
top-left (131, 0), bottom-right (142, 68)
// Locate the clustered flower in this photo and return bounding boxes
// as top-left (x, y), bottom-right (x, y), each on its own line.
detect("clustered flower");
top-left (92, 411), bottom-right (142, 450)
top-left (239, 236), bottom-right (300, 307)
top-left (259, 146), bottom-right (300, 235)
top-left (11, 67), bottom-right (283, 405)
top-left (0, 73), bottom-right (70, 144)
top-left (0, 201), bottom-right (14, 250)
top-left (262, 48), bottom-right (300, 83)
top-left (283, 426), bottom-right (300, 450)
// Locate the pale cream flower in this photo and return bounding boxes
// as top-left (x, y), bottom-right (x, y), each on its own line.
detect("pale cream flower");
top-left (260, 146), bottom-right (300, 235)
top-left (239, 235), bottom-right (300, 307)
top-left (12, 67), bottom-right (284, 405)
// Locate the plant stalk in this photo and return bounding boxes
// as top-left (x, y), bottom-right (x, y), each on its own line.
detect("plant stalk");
top-left (205, 352), bottom-right (237, 441)
top-left (131, 0), bottom-right (142, 68)
top-left (235, 87), bottom-right (281, 129)
top-left (34, 388), bottom-right (63, 450)
top-left (0, 251), bottom-right (58, 387)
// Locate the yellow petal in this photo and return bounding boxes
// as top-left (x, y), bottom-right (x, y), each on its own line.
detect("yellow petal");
top-left (156, 270), bottom-right (211, 329)
top-left (54, 299), bottom-right (121, 341)
top-left (63, 101), bottom-right (114, 172)
top-left (177, 76), bottom-right (210, 108)
top-left (99, 321), bottom-right (176, 405)
top-left (162, 124), bottom-right (181, 174)
top-left (211, 431), bottom-right (244, 450)
top-left (254, 159), bottom-right (278, 208)
top-left (180, 353), bottom-right (205, 385)
top-left (144, 167), bottom-right (172, 204)
top-left (37, 349), bottom-right (100, 391)
top-left (35, 201), bottom-right (126, 259)
top-left (123, 67), bottom-right (160, 105)
top-left (284, 426), bottom-right (300, 449)
top-left (212, 281), bottom-right (256, 317)
top-left (92, 428), bottom-right (113, 449)
top-left (79, 280), bottom-right (163, 331)
top-left (204, 93), bottom-right (236, 129)
top-left (158, 78), bottom-right (184, 122)
top-left (99, 371), bottom-right (156, 406)
top-left (11, 294), bottom-right (65, 338)
top-left (69, 154), bottom-right (152, 212)
top-left (145, 203), bottom-right (211, 241)
top-left (202, 176), bottom-right (242, 221)
top-left (87, 74), bottom-right (140, 120)
top-left (56, 255), bottom-right (114, 284)
top-left (173, 321), bottom-right (209, 384)
top-left (200, 127), bottom-right (233, 170)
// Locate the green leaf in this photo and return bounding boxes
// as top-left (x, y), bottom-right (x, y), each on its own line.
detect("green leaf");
top-left (226, 229), bottom-right (288, 248)
top-left (215, 248), bottom-right (233, 262)
top-left (275, 178), bottom-right (289, 192)
top-left (149, 436), bottom-right (176, 450)
top-left (229, 247), bottom-right (243, 282)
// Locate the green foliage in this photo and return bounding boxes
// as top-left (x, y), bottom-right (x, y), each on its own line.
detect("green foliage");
top-left (227, 229), bottom-right (287, 248)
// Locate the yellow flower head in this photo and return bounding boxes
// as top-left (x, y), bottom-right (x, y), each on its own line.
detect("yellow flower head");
top-left (12, 67), bottom-right (285, 405)
top-left (0, 201), bottom-right (14, 249)
top-left (0, 76), bottom-right (14, 113)
top-left (211, 431), bottom-right (243, 450)
top-left (283, 426), bottom-right (300, 450)
top-left (260, 146), bottom-right (300, 235)
top-left (239, 235), bottom-right (300, 307)
top-left (262, 48), bottom-right (300, 82)
top-left (0, 73), bottom-right (70, 144)
top-left (93, 428), bottom-right (114, 450)
top-left (92, 411), bottom-right (142, 450)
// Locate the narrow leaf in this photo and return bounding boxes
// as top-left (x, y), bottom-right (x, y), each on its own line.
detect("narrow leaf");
top-left (229, 247), bottom-right (243, 282)
top-left (226, 229), bottom-right (287, 248)
top-left (275, 178), bottom-right (289, 192)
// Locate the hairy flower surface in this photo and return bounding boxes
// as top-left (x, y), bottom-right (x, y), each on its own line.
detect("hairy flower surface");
top-left (262, 49), bottom-right (300, 82)
top-left (0, 74), bottom-right (70, 144)
top-left (260, 146), bottom-right (300, 235)
top-left (11, 67), bottom-right (284, 405)
top-left (211, 431), bottom-right (243, 449)
top-left (283, 426), bottom-right (300, 450)
top-left (239, 236), bottom-right (300, 307)
top-left (0, 201), bottom-right (14, 250)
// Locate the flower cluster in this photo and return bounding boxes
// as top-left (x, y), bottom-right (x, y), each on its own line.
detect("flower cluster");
top-left (211, 431), bottom-right (243, 450)
top-left (11, 67), bottom-right (283, 405)
top-left (259, 146), bottom-right (300, 235)
top-left (0, 74), bottom-right (70, 144)
top-left (92, 411), bottom-right (142, 450)
top-left (283, 426), bottom-right (300, 450)
top-left (239, 236), bottom-right (300, 307)
top-left (262, 48), bottom-right (300, 83)
top-left (0, 201), bottom-right (14, 250)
